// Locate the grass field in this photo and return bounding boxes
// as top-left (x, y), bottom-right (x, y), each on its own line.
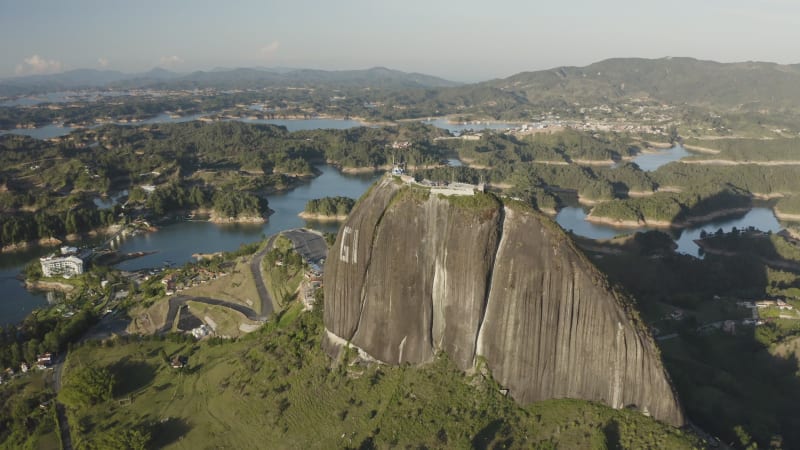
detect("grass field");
top-left (185, 301), bottom-right (261, 338)
top-left (58, 308), bottom-right (700, 449)
top-left (263, 236), bottom-right (306, 308)
top-left (182, 258), bottom-right (261, 312)
top-left (127, 296), bottom-right (171, 335)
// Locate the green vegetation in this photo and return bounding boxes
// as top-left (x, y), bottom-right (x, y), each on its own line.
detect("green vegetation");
top-left (0, 121), bottom-right (451, 247)
top-left (0, 308), bottom-right (97, 374)
top-left (443, 191), bottom-right (501, 211)
top-left (303, 196), bottom-right (355, 217)
top-left (776, 195), bottom-right (800, 215)
top-left (11, 59), bottom-right (800, 449)
top-left (684, 137), bottom-right (800, 161)
top-left (590, 187), bottom-right (751, 224)
top-left (55, 304), bottom-right (699, 449)
top-left (60, 365), bottom-right (115, 408)
top-left (263, 236), bottom-right (306, 306)
top-left (584, 233), bottom-right (800, 447)
top-left (391, 184), bottom-right (431, 205)
top-left (0, 377), bottom-right (58, 449)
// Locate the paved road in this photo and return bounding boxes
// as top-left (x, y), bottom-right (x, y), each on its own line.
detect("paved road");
top-left (283, 228), bottom-right (328, 264)
top-left (50, 353), bottom-right (72, 450)
top-left (159, 229), bottom-right (327, 331)
top-left (159, 295), bottom-right (264, 333)
top-left (55, 403), bottom-right (73, 450)
top-left (250, 234), bottom-right (279, 319)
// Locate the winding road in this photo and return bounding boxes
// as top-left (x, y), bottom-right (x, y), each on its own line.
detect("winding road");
top-left (158, 295), bottom-right (265, 333)
top-left (50, 230), bottom-right (325, 449)
top-left (250, 234), bottom-right (279, 319)
top-left (159, 229), bottom-right (326, 332)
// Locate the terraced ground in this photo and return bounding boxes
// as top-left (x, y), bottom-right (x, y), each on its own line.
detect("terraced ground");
top-left (59, 307), bottom-right (702, 449)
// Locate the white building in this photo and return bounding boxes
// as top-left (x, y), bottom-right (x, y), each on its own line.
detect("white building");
top-left (40, 255), bottom-right (84, 278)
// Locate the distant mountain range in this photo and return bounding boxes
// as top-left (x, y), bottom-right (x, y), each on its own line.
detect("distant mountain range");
top-left (474, 57), bottom-right (800, 111)
top-left (0, 66), bottom-right (460, 96)
top-left (6, 57), bottom-right (800, 115)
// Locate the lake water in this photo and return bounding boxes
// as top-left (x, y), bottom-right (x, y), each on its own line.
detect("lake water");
top-left (0, 159), bottom-right (788, 325)
top-left (630, 144), bottom-right (691, 171)
top-left (555, 206), bottom-right (783, 256)
top-left (0, 164), bottom-right (376, 324)
top-left (112, 165), bottom-right (376, 271)
top-left (448, 158), bottom-right (464, 167)
top-left (0, 124), bottom-right (76, 140)
top-left (0, 246), bottom-right (57, 326)
top-left (236, 118), bottom-right (365, 131)
top-left (5, 117), bottom-right (368, 139)
top-left (4, 114), bottom-right (521, 140)
top-left (0, 267), bottom-right (48, 326)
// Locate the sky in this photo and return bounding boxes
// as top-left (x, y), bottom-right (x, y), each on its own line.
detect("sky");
top-left (2, 0), bottom-right (800, 82)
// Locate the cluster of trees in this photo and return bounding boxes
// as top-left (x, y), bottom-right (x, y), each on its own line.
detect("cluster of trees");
top-left (299, 124), bottom-right (446, 169)
top-left (60, 365), bottom-right (114, 408)
top-left (590, 187), bottom-right (752, 224)
top-left (589, 239), bottom-right (799, 447)
top-left (0, 92), bottom-right (258, 129)
top-left (0, 309), bottom-right (97, 371)
top-left (684, 136), bottom-right (800, 162)
top-left (0, 205), bottom-right (120, 247)
top-left (653, 163), bottom-right (800, 195)
top-left (446, 130), bottom-right (635, 167)
top-left (303, 196), bottom-right (355, 217)
top-left (0, 380), bottom-right (55, 448)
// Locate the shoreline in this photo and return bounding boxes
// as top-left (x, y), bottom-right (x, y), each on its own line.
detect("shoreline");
top-left (25, 279), bottom-right (75, 292)
top-left (572, 159), bottom-right (616, 166)
top-left (681, 159), bottom-right (800, 166)
top-left (775, 209), bottom-right (800, 222)
top-left (1, 237), bottom-right (62, 254)
top-left (682, 144), bottom-right (722, 155)
top-left (586, 207), bottom-right (753, 229)
top-left (208, 214), bottom-right (266, 224)
top-left (0, 223), bottom-right (126, 255)
top-left (298, 211), bottom-right (348, 222)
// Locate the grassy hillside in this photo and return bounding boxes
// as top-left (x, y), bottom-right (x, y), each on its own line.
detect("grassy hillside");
top-left (485, 57), bottom-right (800, 110)
top-left (58, 306), bottom-right (700, 449)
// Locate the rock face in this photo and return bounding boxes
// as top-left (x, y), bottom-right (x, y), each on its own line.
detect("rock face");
top-left (323, 176), bottom-right (685, 427)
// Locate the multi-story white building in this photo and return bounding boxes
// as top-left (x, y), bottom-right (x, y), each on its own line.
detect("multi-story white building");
top-left (40, 255), bottom-right (84, 278)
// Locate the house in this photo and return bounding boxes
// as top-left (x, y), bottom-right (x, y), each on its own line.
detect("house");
top-left (20, 362), bottom-right (28, 373)
top-left (191, 324), bottom-right (212, 339)
top-left (170, 356), bottom-right (186, 369)
top-left (36, 353), bottom-right (53, 367)
top-left (161, 274), bottom-right (177, 295)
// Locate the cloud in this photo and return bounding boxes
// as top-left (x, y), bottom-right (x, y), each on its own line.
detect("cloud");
top-left (259, 41), bottom-right (280, 58)
top-left (97, 57), bottom-right (109, 68)
top-left (159, 55), bottom-right (184, 67)
top-left (14, 55), bottom-right (63, 75)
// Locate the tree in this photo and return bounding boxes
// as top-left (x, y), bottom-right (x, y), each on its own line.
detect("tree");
top-left (98, 427), bottom-right (151, 450)
top-left (667, 125), bottom-right (679, 143)
top-left (60, 366), bottom-right (115, 408)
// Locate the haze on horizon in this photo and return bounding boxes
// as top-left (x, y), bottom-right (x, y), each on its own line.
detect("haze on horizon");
top-left (3, 0), bottom-right (800, 82)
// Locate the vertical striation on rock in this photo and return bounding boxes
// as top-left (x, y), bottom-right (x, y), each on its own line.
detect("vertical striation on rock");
top-left (323, 176), bottom-right (685, 427)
